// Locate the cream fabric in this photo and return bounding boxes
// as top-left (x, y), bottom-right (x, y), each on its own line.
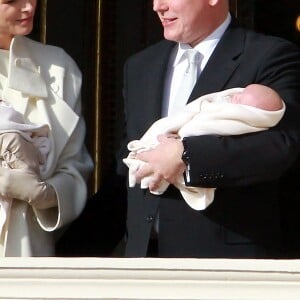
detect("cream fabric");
top-left (0, 36), bottom-right (93, 256)
top-left (0, 101), bottom-right (50, 240)
top-left (123, 88), bottom-right (285, 210)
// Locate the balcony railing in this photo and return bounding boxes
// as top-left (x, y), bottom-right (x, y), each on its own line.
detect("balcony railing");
top-left (0, 257), bottom-right (300, 299)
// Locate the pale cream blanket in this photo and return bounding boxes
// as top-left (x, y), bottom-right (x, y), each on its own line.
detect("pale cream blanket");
top-left (123, 88), bottom-right (285, 210)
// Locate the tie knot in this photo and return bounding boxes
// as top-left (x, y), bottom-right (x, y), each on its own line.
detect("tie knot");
top-left (184, 49), bottom-right (201, 64)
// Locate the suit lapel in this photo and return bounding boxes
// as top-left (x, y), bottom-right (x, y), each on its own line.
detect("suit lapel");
top-left (141, 23), bottom-right (246, 116)
top-left (189, 23), bottom-right (245, 101)
top-left (141, 41), bottom-right (175, 126)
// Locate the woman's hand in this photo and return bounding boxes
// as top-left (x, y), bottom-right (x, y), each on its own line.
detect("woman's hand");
top-left (0, 167), bottom-right (57, 209)
top-left (0, 132), bottom-right (57, 209)
top-left (0, 132), bottom-right (42, 173)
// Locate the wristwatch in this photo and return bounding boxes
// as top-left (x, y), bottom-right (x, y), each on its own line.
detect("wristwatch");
top-left (181, 137), bottom-right (191, 183)
top-left (181, 137), bottom-right (190, 165)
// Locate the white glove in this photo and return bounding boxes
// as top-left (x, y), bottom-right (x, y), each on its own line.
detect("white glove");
top-left (0, 167), bottom-right (57, 209)
top-left (0, 132), bottom-right (42, 173)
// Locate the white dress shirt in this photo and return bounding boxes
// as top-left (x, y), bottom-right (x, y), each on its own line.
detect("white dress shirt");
top-left (162, 13), bottom-right (232, 117)
top-left (154, 13), bottom-right (232, 233)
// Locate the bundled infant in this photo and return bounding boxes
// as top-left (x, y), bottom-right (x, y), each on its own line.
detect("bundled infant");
top-left (123, 84), bottom-right (285, 210)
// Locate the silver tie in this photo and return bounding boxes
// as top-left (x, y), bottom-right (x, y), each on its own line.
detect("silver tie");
top-left (169, 49), bottom-right (201, 115)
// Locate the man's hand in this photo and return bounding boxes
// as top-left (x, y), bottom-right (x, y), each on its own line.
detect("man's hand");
top-left (135, 134), bottom-right (186, 191)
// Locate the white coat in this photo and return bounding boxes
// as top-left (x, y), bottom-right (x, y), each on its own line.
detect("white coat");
top-left (1, 35), bottom-right (93, 256)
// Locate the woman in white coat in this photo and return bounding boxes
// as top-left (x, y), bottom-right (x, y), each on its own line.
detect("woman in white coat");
top-left (0, 0), bottom-right (93, 256)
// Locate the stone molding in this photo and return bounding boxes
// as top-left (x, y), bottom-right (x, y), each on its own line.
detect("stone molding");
top-left (0, 258), bottom-right (300, 299)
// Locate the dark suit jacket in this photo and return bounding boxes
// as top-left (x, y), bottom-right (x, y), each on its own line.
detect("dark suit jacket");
top-left (118, 20), bottom-right (300, 258)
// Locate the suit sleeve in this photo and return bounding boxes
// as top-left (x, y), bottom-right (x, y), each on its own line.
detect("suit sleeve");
top-left (183, 38), bottom-right (300, 188)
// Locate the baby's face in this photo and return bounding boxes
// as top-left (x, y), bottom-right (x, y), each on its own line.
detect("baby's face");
top-left (230, 88), bottom-right (258, 107)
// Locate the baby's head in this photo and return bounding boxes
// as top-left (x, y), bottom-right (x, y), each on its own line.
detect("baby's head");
top-left (230, 84), bottom-right (283, 111)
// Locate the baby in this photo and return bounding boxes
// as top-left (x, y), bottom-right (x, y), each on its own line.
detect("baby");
top-left (230, 84), bottom-right (283, 110)
top-left (123, 84), bottom-right (285, 210)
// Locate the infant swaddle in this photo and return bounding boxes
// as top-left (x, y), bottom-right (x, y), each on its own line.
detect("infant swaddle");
top-left (123, 88), bottom-right (285, 210)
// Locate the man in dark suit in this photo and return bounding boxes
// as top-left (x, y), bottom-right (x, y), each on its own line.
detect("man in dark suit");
top-left (117, 0), bottom-right (300, 258)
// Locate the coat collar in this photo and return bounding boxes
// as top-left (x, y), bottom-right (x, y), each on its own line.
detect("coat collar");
top-left (7, 36), bottom-right (48, 98)
top-left (2, 36), bottom-right (79, 161)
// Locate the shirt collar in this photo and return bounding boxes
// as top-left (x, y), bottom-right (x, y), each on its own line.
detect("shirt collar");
top-left (173, 13), bottom-right (231, 67)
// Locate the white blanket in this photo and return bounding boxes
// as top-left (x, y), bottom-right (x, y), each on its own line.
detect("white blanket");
top-left (123, 88), bottom-right (285, 210)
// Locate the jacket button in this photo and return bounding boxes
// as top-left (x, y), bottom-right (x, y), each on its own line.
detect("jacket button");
top-left (146, 215), bottom-right (154, 223)
top-left (14, 58), bottom-right (21, 67)
top-left (50, 82), bottom-right (59, 93)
